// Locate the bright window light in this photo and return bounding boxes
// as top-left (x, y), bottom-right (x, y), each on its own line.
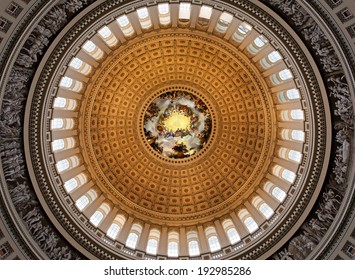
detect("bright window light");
top-left (107, 224), bottom-right (120, 239)
top-left (244, 217), bottom-right (258, 233)
top-left (259, 203), bottom-right (274, 219)
top-left (188, 240), bottom-right (200, 256)
top-left (90, 211), bottom-right (104, 227)
top-left (158, 3), bottom-right (169, 14)
top-left (167, 241), bottom-right (179, 257)
top-left (291, 109), bottom-right (304, 120)
top-left (238, 22), bottom-right (252, 34)
top-left (51, 118), bottom-right (64, 129)
top-left (208, 236), bottom-right (221, 252)
top-left (279, 69), bottom-right (292, 80)
top-left (179, 3), bottom-right (191, 20)
top-left (52, 139), bottom-right (65, 151)
top-left (60, 77), bottom-right (73, 88)
top-left (126, 233), bottom-right (139, 249)
top-left (282, 169), bottom-right (296, 183)
top-left (227, 228), bottom-right (240, 244)
top-left (53, 97), bottom-right (67, 108)
top-left (272, 187), bottom-right (287, 202)
top-left (69, 58), bottom-right (83, 69)
top-left (287, 89), bottom-right (300, 99)
top-left (98, 26), bottom-right (112, 38)
top-left (76, 195), bottom-right (89, 211)
top-left (199, 6), bottom-right (212, 19)
top-left (268, 51), bottom-right (282, 63)
top-left (146, 239), bottom-right (158, 255)
top-left (82, 41), bottom-right (96, 53)
top-left (56, 159), bottom-right (69, 173)
top-left (254, 35), bottom-right (268, 47)
top-left (117, 15), bottom-right (130, 27)
top-left (291, 130), bottom-right (305, 141)
top-left (64, 178), bottom-right (78, 193)
top-left (137, 7), bottom-right (149, 19)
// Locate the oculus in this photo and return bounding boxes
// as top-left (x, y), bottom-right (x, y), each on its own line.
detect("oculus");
top-left (144, 91), bottom-right (212, 159)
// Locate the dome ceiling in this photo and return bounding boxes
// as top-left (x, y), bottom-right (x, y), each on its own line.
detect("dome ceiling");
top-left (0, 0), bottom-right (353, 260)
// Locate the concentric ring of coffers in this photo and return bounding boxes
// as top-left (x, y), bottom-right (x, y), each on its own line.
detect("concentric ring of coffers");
top-left (26, 0), bottom-right (328, 259)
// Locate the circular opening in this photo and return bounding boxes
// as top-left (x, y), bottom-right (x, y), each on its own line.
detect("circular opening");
top-left (143, 90), bottom-right (212, 159)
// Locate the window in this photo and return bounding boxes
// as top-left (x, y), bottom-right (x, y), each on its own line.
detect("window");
top-left (215, 12), bottom-right (233, 34)
top-left (232, 22), bottom-right (252, 42)
top-left (90, 211), bottom-right (104, 227)
top-left (248, 35), bottom-right (268, 54)
top-left (222, 219), bottom-right (240, 244)
top-left (53, 97), bottom-right (67, 108)
top-left (106, 214), bottom-right (126, 240)
top-left (60, 77), bottom-right (73, 88)
top-left (187, 231), bottom-right (200, 257)
top-left (167, 231), bottom-right (179, 257)
top-left (272, 187), bottom-right (287, 202)
top-left (126, 233), bottom-right (139, 249)
top-left (291, 109), bottom-right (304, 120)
top-left (98, 26), bottom-right (118, 47)
top-left (146, 239), bottom-right (158, 255)
top-left (117, 15), bottom-right (129, 27)
top-left (82, 40), bottom-right (104, 60)
top-left (244, 217), bottom-right (258, 233)
top-left (208, 236), bottom-right (221, 252)
top-left (107, 223), bottom-right (120, 240)
top-left (51, 118), bottom-right (74, 130)
top-left (291, 130), bottom-right (305, 141)
top-left (59, 76), bottom-right (83, 92)
top-left (126, 223), bottom-right (142, 249)
top-left (179, 3), bottom-right (191, 20)
top-left (56, 159), bottom-right (69, 173)
top-left (287, 89), bottom-right (300, 99)
top-left (69, 58), bottom-right (83, 69)
top-left (268, 51), bottom-right (282, 63)
top-left (116, 15), bottom-right (135, 37)
top-left (282, 169), bottom-right (296, 183)
top-left (75, 195), bottom-right (89, 211)
top-left (288, 150), bottom-right (302, 162)
top-left (254, 35), bottom-right (268, 47)
top-left (64, 178), bottom-right (78, 193)
top-left (52, 139), bottom-right (65, 151)
top-left (239, 209), bottom-right (258, 233)
top-left (98, 26), bottom-right (112, 38)
top-left (259, 203), bottom-right (274, 219)
top-left (146, 229), bottom-right (160, 255)
top-left (137, 7), bottom-right (152, 29)
top-left (199, 6), bottom-right (212, 19)
top-left (188, 240), bottom-right (200, 257)
top-left (279, 69), bottom-right (292, 80)
top-left (227, 228), bottom-right (241, 244)
top-left (168, 241), bottom-right (178, 257)
top-left (158, 3), bottom-right (170, 25)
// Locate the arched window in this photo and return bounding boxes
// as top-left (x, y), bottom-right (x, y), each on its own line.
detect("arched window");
top-left (264, 181), bottom-right (287, 202)
top-left (126, 223), bottom-right (142, 249)
top-left (59, 76), bottom-right (83, 92)
top-left (158, 3), bottom-right (170, 25)
top-left (137, 7), bottom-right (152, 30)
top-left (273, 165), bottom-right (296, 183)
top-left (52, 139), bottom-right (65, 151)
top-left (51, 137), bottom-right (76, 152)
top-left (288, 150), bottom-right (302, 162)
top-left (90, 202), bottom-right (111, 227)
top-left (64, 173), bottom-right (87, 193)
top-left (290, 109), bottom-right (304, 120)
top-left (205, 226), bottom-right (221, 252)
top-left (252, 196), bottom-right (274, 219)
top-left (75, 189), bottom-right (97, 211)
top-left (179, 2), bottom-right (191, 20)
top-left (259, 203), bottom-right (274, 219)
top-left (282, 169), bottom-right (296, 183)
top-left (126, 233), bottom-right (139, 249)
top-left (116, 15), bottom-right (135, 37)
top-left (248, 35), bottom-right (268, 54)
top-left (232, 22), bottom-right (252, 42)
top-left (53, 97), bottom-right (77, 110)
top-left (146, 229), bottom-right (160, 255)
top-left (188, 240), bottom-right (200, 257)
top-left (277, 88), bottom-right (300, 103)
top-left (291, 130), bottom-right (305, 141)
top-left (222, 219), bottom-right (240, 244)
top-left (75, 195), bottom-right (89, 211)
top-left (272, 187), bottom-right (287, 202)
top-left (215, 12), bottom-right (233, 34)
top-left (51, 118), bottom-right (74, 130)
top-left (90, 211), bottom-right (103, 227)
top-left (187, 231), bottom-right (200, 257)
top-left (82, 40), bottom-right (104, 60)
top-left (278, 147), bottom-right (302, 163)
top-left (56, 159), bottom-right (69, 173)
top-left (69, 57), bottom-right (92, 76)
top-left (260, 51), bottom-right (282, 69)
top-left (98, 26), bottom-right (118, 47)
top-left (167, 231), bottom-right (179, 257)
top-left (55, 156), bottom-right (79, 174)
top-left (238, 209), bottom-right (259, 233)
top-left (197, 5), bottom-right (212, 28)
top-left (280, 129), bottom-right (305, 142)
top-left (106, 214), bottom-right (126, 240)
top-left (270, 69), bottom-right (292, 85)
